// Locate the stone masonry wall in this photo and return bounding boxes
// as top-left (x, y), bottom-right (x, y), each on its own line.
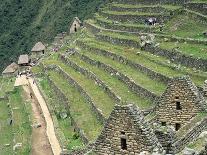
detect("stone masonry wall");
top-left (155, 76), bottom-right (206, 128)
top-left (93, 104), bottom-right (163, 154)
top-left (173, 117), bottom-right (207, 153)
top-left (48, 65), bottom-right (106, 124)
top-left (45, 69), bottom-right (89, 144)
top-left (76, 40), bottom-right (170, 84)
top-left (75, 51), bottom-right (159, 102)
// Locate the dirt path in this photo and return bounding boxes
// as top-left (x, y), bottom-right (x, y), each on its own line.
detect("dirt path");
top-left (28, 77), bottom-right (62, 155)
top-left (23, 86), bottom-right (53, 155)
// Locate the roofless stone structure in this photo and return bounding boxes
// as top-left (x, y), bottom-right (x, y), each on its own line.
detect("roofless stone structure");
top-left (93, 104), bottom-right (163, 154)
top-left (155, 76), bottom-right (207, 131)
top-left (69, 17), bottom-right (82, 34)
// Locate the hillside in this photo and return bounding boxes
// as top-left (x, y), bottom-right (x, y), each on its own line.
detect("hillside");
top-left (1, 0), bottom-right (207, 154)
top-left (0, 0), bottom-right (103, 72)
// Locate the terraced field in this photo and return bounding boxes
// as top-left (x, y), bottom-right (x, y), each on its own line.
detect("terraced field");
top-left (0, 87), bottom-right (32, 155)
top-left (33, 0), bottom-right (207, 153)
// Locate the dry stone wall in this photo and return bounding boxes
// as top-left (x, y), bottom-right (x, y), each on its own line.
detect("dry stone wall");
top-left (60, 54), bottom-right (122, 104)
top-left (75, 51), bottom-right (159, 102)
top-left (155, 76), bottom-right (207, 128)
top-left (145, 45), bottom-right (207, 71)
top-left (173, 117), bottom-right (207, 153)
top-left (93, 104), bottom-right (163, 154)
top-left (48, 65), bottom-right (106, 124)
top-left (45, 66), bottom-right (90, 144)
top-left (111, 0), bottom-right (190, 5)
top-left (77, 40), bottom-right (170, 84)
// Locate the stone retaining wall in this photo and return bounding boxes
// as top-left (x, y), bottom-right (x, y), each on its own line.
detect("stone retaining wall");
top-left (75, 51), bottom-right (159, 102)
top-left (111, 0), bottom-right (190, 5)
top-left (145, 45), bottom-right (207, 71)
top-left (60, 55), bottom-right (121, 104)
top-left (110, 5), bottom-right (169, 13)
top-left (35, 77), bottom-right (68, 149)
top-left (77, 40), bottom-right (170, 84)
top-left (44, 68), bottom-right (89, 145)
top-left (185, 3), bottom-right (207, 15)
top-left (99, 11), bottom-right (170, 24)
top-left (48, 66), bottom-right (106, 124)
top-left (173, 117), bottom-right (207, 153)
top-left (95, 17), bottom-right (158, 33)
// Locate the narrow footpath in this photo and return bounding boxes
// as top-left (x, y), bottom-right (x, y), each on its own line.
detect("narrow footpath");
top-left (23, 85), bottom-right (53, 155)
top-left (28, 77), bottom-right (62, 155)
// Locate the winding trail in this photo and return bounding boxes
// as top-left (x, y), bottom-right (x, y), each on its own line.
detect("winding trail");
top-left (28, 77), bottom-right (62, 155)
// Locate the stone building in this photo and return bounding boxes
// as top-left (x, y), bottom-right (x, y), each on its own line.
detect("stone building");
top-left (93, 104), bottom-right (163, 154)
top-left (155, 76), bottom-right (207, 131)
top-left (2, 62), bottom-right (19, 77)
top-left (69, 17), bottom-right (82, 33)
top-left (31, 42), bottom-right (46, 55)
top-left (18, 54), bottom-right (30, 66)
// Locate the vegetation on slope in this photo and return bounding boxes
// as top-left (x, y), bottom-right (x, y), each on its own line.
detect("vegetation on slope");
top-left (0, 0), bottom-right (103, 72)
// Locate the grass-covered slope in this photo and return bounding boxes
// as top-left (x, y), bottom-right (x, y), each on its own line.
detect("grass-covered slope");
top-left (0, 0), bottom-right (103, 72)
top-left (22, 0), bottom-right (207, 153)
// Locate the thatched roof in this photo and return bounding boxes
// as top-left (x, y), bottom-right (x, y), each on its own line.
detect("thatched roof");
top-left (2, 62), bottom-right (18, 74)
top-left (31, 42), bottom-right (46, 52)
top-left (18, 54), bottom-right (29, 65)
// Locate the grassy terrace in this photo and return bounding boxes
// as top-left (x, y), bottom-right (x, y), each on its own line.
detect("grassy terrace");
top-left (46, 70), bottom-right (102, 141)
top-left (164, 14), bottom-right (207, 39)
top-left (110, 3), bottom-right (181, 10)
top-left (81, 31), bottom-right (207, 86)
top-left (76, 46), bottom-right (166, 95)
top-left (79, 37), bottom-right (183, 77)
top-left (66, 54), bottom-right (153, 109)
top-left (43, 56), bottom-right (115, 117)
top-left (93, 15), bottom-right (159, 30)
top-left (38, 77), bottom-right (83, 150)
top-left (101, 10), bottom-right (168, 16)
top-left (159, 40), bottom-right (207, 59)
top-left (0, 88), bottom-right (32, 155)
top-left (0, 77), bottom-right (15, 97)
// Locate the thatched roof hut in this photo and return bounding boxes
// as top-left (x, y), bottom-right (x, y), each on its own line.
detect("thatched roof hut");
top-left (2, 62), bottom-right (18, 74)
top-left (31, 42), bottom-right (46, 52)
top-left (18, 54), bottom-right (29, 65)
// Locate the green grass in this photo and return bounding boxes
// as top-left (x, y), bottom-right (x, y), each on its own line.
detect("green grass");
top-left (0, 99), bottom-right (13, 155)
top-left (63, 54), bottom-right (153, 109)
top-left (47, 70), bottom-right (102, 141)
top-left (80, 37), bottom-right (183, 77)
top-left (159, 41), bottom-right (207, 59)
top-left (77, 48), bottom-right (166, 95)
top-left (0, 77), bottom-right (15, 97)
top-left (164, 14), bottom-right (207, 39)
top-left (43, 58), bottom-right (115, 117)
top-left (84, 30), bottom-right (207, 86)
top-left (111, 3), bottom-right (181, 10)
top-left (0, 87), bottom-right (32, 155)
top-left (102, 10), bottom-right (167, 16)
top-left (39, 76), bottom-right (83, 150)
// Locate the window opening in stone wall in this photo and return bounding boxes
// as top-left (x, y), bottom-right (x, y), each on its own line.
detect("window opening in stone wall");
top-left (176, 101), bottom-right (181, 110)
top-left (121, 131), bottom-right (125, 135)
top-left (121, 138), bottom-right (127, 150)
top-left (161, 122), bottom-right (166, 126)
top-left (74, 24), bottom-right (77, 32)
top-left (175, 123), bottom-right (181, 131)
top-left (175, 96), bottom-right (179, 99)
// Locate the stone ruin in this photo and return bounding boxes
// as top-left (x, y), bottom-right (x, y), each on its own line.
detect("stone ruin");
top-left (93, 104), bottom-right (163, 155)
top-left (69, 17), bottom-right (82, 34)
top-left (155, 76), bottom-right (207, 131)
top-left (61, 76), bottom-right (207, 154)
